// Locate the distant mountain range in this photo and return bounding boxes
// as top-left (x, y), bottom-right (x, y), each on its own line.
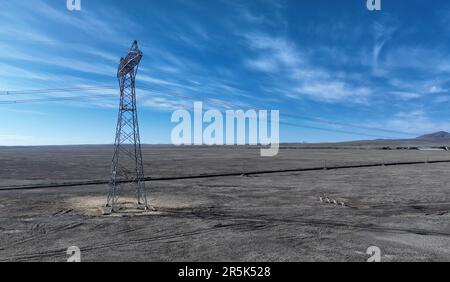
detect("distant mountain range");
top-left (416, 131), bottom-right (450, 142)
top-left (312, 131), bottom-right (450, 148)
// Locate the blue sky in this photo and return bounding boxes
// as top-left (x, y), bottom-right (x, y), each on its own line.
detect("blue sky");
top-left (1, 0), bottom-right (450, 145)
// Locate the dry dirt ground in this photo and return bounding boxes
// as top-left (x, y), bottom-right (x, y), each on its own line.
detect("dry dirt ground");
top-left (0, 145), bottom-right (450, 262)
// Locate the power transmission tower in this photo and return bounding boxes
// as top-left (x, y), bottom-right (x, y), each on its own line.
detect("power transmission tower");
top-left (106, 40), bottom-right (149, 212)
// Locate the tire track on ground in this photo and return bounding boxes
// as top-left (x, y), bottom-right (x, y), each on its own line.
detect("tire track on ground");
top-left (2, 212), bottom-right (449, 261)
top-left (2, 222), bottom-right (84, 250)
top-left (0, 223), bottom-right (246, 262)
top-left (159, 207), bottom-right (450, 237)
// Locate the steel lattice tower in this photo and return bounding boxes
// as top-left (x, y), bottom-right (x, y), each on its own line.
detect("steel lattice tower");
top-left (107, 40), bottom-right (149, 211)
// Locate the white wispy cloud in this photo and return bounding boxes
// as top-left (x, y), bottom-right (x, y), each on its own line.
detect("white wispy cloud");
top-left (0, 62), bottom-right (60, 81)
top-left (245, 33), bottom-right (301, 67)
top-left (245, 57), bottom-right (279, 72)
top-left (2, 42), bottom-right (116, 76)
top-left (383, 110), bottom-right (450, 134)
top-left (389, 91), bottom-right (422, 100)
top-left (2, 109), bottom-right (48, 116)
top-left (371, 20), bottom-right (398, 74)
top-left (241, 32), bottom-right (373, 104)
top-left (296, 82), bottom-right (371, 103)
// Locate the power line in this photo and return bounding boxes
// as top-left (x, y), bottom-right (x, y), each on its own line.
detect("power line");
top-left (134, 87), bottom-right (405, 139)
top-left (0, 89), bottom-right (390, 138)
top-left (0, 85), bottom-right (116, 96)
top-left (281, 121), bottom-right (390, 139)
top-left (0, 85), bottom-right (421, 138)
top-left (138, 86), bottom-right (416, 138)
top-left (0, 93), bottom-right (114, 104)
top-left (282, 113), bottom-right (417, 137)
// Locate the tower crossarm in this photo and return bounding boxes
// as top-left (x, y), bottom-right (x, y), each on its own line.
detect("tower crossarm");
top-left (117, 40), bottom-right (143, 78)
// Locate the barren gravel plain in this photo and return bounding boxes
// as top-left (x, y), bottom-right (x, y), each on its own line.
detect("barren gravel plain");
top-left (1, 144), bottom-right (450, 261)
